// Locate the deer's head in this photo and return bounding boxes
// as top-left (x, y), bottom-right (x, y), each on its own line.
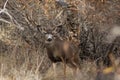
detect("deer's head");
top-left (37, 25), bottom-right (62, 44)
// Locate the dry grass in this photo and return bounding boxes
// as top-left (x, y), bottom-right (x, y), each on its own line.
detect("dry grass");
top-left (0, 49), bottom-right (45, 80)
top-left (0, 56), bottom-right (119, 80)
top-left (0, 55), bottom-right (97, 80)
top-left (0, 61), bottom-right (43, 80)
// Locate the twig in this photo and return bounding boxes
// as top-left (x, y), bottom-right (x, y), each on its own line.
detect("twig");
top-left (0, 0), bottom-right (24, 30)
top-left (35, 55), bottom-right (45, 74)
top-left (55, 10), bottom-right (64, 19)
top-left (3, 0), bottom-right (9, 9)
top-left (0, 18), bottom-right (11, 24)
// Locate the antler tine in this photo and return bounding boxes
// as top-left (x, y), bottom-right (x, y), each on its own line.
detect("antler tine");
top-left (56, 22), bottom-right (63, 27)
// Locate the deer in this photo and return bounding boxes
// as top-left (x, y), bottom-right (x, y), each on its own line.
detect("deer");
top-left (37, 24), bottom-right (81, 80)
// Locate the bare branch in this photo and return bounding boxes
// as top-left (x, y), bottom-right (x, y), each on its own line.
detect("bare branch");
top-left (0, 0), bottom-right (24, 30)
top-left (0, 9), bottom-right (5, 14)
top-left (55, 10), bottom-right (64, 19)
top-left (0, 18), bottom-right (11, 24)
top-left (3, 0), bottom-right (9, 9)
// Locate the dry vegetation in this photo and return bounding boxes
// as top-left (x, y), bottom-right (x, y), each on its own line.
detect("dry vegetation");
top-left (0, 0), bottom-right (120, 80)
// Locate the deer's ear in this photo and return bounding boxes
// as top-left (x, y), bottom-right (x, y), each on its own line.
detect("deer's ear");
top-left (36, 25), bottom-right (41, 31)
top-left (58, 25), bottom-right (63, 32)
top-left (36, 25), bottom-right (46, 33)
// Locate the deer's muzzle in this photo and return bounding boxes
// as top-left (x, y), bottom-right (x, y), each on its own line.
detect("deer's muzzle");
top-left (46, 34), bottom-right (53, 42)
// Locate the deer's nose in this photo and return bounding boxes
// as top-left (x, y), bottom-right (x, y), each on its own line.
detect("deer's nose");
top-left (47, 38), bottom-right (52, 41)
top-left (46, 34), bottom-right (53, 42)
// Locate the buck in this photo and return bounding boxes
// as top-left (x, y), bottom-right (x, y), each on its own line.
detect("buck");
top-left (37, 25), bottom-right (81, 79)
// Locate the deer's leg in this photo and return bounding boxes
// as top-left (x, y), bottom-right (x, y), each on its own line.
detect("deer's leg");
top-left (71, 55), bottom-right (81, 70)
top-left (53, 63), bottom-right (57, 79)
top-left (71, 56), bottom-right (81, 80)
top-left (71, 67), bottom-right (81, 80)
top-left (61, 57), bottom-right (67, 80)
top-left (63, 62), bottom-right (66, 79)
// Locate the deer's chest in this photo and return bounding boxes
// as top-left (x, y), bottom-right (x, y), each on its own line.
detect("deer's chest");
top-left (47, 44), bottom-right (63, 58)
top-left (52, 45), bottom-right (63, 58)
